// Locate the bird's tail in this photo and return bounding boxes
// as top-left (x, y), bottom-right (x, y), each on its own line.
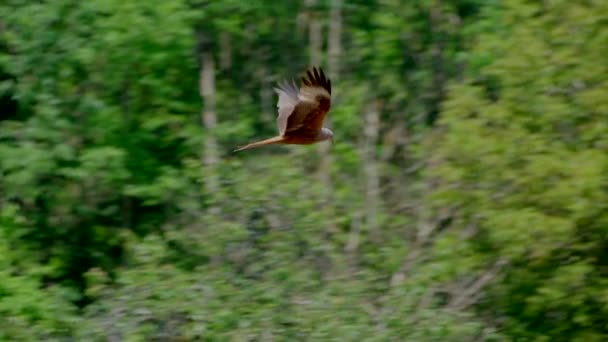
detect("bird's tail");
top-left (233, 136), bottom-right (285, 152)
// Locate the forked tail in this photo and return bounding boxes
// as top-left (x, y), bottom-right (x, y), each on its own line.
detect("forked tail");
top-left (233, 136), bottom-right (285, 152)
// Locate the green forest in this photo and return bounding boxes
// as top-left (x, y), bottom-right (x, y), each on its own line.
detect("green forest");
top-left (1, 0), bottom-right (607, 340)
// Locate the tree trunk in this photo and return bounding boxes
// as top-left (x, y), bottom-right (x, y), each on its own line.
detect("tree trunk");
top-left (306, 0), bottom-right (322, 68)
top-left (309, 0), bottom-right (339, 232)
top-left (219, 31), bottom-right (232, 70)
top-left (319, 0), bottom-right (342, 197)
top-left (328, 0), bottom-right (341, 81)
top-left (319, 0), bottom-right (342, 172)
top-left (258, 64), bottom-right (273, 126)
top-left (198, 41), bottom-right (219, 196)
top-left (428, 0), bottom-right (445, 125)
top-left (363, 100), bottom-right (381, 241)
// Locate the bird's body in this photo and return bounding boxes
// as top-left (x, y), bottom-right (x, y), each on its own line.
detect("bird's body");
top-left (234, 67), bottom-right (333, 152)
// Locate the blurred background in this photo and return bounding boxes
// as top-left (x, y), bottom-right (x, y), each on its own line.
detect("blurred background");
top-left (1, 0), bottom-right (607, 340)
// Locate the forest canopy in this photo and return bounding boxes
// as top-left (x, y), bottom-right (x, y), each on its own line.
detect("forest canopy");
top-left (1, 0), bottom-right (607, 340)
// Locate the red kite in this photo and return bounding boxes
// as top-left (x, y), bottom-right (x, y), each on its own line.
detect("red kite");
top-left (234, 66), bottom-right (333, 152)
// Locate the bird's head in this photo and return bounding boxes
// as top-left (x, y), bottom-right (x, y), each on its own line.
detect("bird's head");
top-left (319, 127), bottom-right (334, 144)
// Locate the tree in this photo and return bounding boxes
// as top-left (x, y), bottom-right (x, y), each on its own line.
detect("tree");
top-left (431, 0), bottom-right (608, 339)
top-left (0, 204), bottom-right (77, 340)
top-left (7, 0), bottom-right (598, 340)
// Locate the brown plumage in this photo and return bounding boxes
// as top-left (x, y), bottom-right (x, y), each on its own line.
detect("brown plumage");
top-left (234, 66), bottom-right (333, 152)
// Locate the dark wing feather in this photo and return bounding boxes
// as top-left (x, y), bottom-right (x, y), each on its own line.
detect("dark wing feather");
top-left (302, 67), bottom-right (331, 95)
top-left (296, 67), bottom-right (332, 132)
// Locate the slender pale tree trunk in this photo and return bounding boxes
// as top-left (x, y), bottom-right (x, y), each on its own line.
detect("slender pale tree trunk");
top-left (219, 31), bottom-right (232, 70)
top-left (198, 32), bottom-right (218, 196)
top-left (258, 64), bottom-right (273, 125)
top-left (328, 0), bottom-right (353, 269)
top-left (312, 0), bottom-right (328, 191)
top-left (303, 0), bottom-right (336, 278)
top-left (318, 0), bottom-right (342, 194)
top-left (306, 0), bottom-right (322, 68)
top-left (308, 0), bottom-right (340, 235)
top-left (429, 0), bottom-right (445, 125)
top-left (328, 0), bottom-right (342, 80)
top-left (363, 100), bottom-right (381, 241)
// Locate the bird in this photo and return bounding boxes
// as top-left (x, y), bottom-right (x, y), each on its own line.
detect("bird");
top-left (234, 66), bottom-right (333, 152)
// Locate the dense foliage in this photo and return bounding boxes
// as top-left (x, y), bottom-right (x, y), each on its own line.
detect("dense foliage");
top-left (1, 0), bottom-right (606, 340)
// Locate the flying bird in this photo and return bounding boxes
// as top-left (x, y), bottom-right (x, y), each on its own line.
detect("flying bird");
top-left (234, 66), bottom-right (333, 152)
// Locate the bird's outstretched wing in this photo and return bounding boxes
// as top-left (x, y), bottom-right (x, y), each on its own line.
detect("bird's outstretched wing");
top-left (274, 78), bottom-right (300, 136)
top-left (274, 67), bottom-right (331, 136)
